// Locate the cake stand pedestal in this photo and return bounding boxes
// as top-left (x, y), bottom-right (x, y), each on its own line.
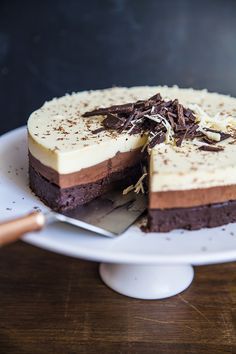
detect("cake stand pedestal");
top-left (99, 263), bottom-right (194, 299)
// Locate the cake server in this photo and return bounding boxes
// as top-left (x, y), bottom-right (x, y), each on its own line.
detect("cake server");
top-left (0, 190), bottom-right (147, 246)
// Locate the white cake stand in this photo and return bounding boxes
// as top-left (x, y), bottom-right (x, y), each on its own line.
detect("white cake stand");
top-left (1, 127), bottom-right (236, 299)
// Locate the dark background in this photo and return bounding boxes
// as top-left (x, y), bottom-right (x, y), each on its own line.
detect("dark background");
top-left (0, 0), bottom-right (236, 135)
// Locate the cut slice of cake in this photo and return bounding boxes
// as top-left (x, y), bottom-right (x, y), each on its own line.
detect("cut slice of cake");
top-left (27, 86), bottom-right (236, 232)
top-left (148, 140), bottom-right (236, 231)
top-left (28, 88), bottom-right (147, 211)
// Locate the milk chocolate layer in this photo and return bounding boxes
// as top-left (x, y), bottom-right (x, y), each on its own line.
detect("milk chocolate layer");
top-left (29, 149), bottom-right (142, 189)
top-left (29, 163), bottom-right (142, 211)
top-left (149, 185), bottom-right (236, 209)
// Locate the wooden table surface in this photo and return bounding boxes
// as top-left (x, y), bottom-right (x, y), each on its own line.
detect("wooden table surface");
top-left (0, 242), bottom-right (235, 354)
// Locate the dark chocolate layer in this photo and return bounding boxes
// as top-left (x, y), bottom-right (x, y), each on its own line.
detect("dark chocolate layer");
top-left (29, 163), bottom-right (142, 211)
top-left (148, 201), bottom-right (236, 232)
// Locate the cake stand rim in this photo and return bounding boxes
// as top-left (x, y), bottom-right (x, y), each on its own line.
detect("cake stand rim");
top-left (1, 126), bottom-right (236, 266)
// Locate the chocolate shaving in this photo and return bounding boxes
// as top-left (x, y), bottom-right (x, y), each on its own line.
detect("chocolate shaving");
top-left (103, 113), bottom-right (124, 129)
top-left (121, 111), bottom-right (138, 131)
top-left (167, 112), bottom-right (176, 129)
top-left (177, 103), bottom-right (185, 126)
top-left (219, 132), bottom-right (231, 141)
top-left (91, 127), bottom-right (105, 134)
top-left (148, 93), bottom-right (162, 102)
top-left (83, 92), bottom-right (227, 149)
top-left (83, 103), bottom-right (134, 117)
top-left (198, 145), bottom-right (224, 152)
top-left (186, 124), bottom-right (200, 137)
top-left (149, 132), bottom-right (166, 148)
top-left (175, 136), bottom-right (184, 147)
top-left (202, 137), bottom-right (216, 145)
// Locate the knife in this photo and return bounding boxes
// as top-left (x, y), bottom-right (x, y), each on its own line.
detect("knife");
top-left (0, 190), bottom-right (147, 246)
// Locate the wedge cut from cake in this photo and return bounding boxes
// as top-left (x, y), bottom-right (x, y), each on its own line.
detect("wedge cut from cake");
top-left (27, 86), bottom-right (236, 232)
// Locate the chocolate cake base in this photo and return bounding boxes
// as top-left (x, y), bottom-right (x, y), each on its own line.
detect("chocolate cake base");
top-left (148, 201), bottom-right (236, 232)
top-left (29, 163), bottom-right (142, 211)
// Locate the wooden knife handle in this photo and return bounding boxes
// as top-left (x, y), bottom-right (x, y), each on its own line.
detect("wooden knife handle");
top-left (0, 211), bottom-right (45, 247)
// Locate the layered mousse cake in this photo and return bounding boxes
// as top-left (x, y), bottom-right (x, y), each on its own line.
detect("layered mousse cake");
top-left (27, 86), bottom-right (236, 232)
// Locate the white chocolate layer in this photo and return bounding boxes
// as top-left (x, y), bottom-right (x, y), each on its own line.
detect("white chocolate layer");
top-left (150, 138), bottom-right (236, 192)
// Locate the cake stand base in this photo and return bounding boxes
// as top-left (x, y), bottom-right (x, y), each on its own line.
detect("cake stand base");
top-left (99, 263), bottom-right (194, 300)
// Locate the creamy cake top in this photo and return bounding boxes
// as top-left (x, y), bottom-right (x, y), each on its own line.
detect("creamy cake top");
top-left (28, 86), bottom-right (236, 192)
